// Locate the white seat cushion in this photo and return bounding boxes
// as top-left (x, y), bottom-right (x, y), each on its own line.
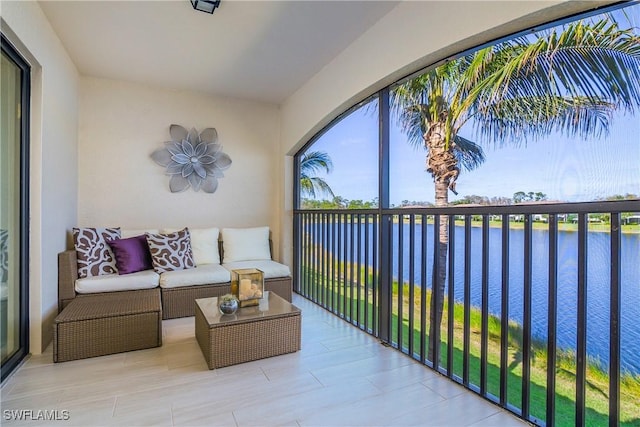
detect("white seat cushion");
top-left (75, 270), bottom-right (159, 294)
top-left (222, 260), bottom-right (291, 279)
top-left (159, 264), bottom-right (230, 289)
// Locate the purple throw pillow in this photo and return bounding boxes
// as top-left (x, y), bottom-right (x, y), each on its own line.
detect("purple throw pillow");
top-left (107, 235), bottom-right (153, 275)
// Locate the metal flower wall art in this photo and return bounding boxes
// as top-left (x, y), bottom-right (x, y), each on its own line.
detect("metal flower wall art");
top-left (151, 124), bottom-right (232, 193)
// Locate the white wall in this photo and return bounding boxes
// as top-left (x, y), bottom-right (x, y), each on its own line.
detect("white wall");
top-left (1, 1), bottom-right (79, 353)
top-left (78, 77), bottom-right (282, 254)
top-left (278, 0), bottom-right (614, 268)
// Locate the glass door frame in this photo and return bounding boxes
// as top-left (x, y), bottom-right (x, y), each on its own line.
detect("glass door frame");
top-left (1, 33), bottom-right (30, 382)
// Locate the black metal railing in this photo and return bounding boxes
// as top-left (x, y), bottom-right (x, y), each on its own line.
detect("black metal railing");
top-left (293, 200), bottom-right (640, 426)
top-left (296, 211), bottom-right (379, 334)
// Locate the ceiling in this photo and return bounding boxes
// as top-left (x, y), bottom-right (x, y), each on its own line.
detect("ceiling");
top-left (39, 0), bottom-right (399, 104)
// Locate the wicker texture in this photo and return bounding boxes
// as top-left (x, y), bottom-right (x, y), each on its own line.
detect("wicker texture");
top-left (54, 289), bottom-right (162, 362)
top-left (162, 278), bottom-right (292, 320)
top-left (161, 283), bottom-right (230, 319)
top-left (265, 277), bottom-right (292, 302)
top-left (195, 300), bottom-right (301, 369)
top-left (58, 250), bottom-right (79, 311)
top-left (58, 248), bottom-right (293, 320)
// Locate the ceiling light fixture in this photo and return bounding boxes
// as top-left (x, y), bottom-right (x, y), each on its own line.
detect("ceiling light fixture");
top-left (190, 0), bottom-right (221, 14)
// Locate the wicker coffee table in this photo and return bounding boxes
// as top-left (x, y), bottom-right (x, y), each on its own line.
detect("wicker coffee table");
top-left (195, 291), bottom-right (301, 369)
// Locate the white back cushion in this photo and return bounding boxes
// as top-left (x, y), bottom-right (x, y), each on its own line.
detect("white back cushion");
top-left (162, 227), bottom-right (220, 265)
top-left (121, 229), bottom-right (160, 238)
top-left (222, 227), bottom-right (271, 263)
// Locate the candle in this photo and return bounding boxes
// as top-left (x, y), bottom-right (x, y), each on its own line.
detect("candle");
top-left (240, 278), bottom-right (252, 298)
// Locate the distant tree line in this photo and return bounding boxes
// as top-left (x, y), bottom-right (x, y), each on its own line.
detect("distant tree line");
top-left (301, 196), bottom-right (378, 210)
top-left (598, 193), bottom-right (639, 201)
top-left (512, 191), bottom-right (548, 203)
top-left (301, 192), bottom-right (638, 210)
top-left (451, 194), bottom-right (514, 206)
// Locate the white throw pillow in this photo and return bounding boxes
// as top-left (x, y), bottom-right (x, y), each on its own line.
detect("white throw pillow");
top-left (163, 227), bottom-right (220, 265)
top-left (222, 227), bottom-right (271, 263)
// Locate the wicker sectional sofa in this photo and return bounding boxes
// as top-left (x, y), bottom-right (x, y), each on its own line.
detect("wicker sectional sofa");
top-left (54, 226), bottom-right (292, 362)
top-left (58, 227), bottom-right (292, 319)
top-left (58, 249), bottom-right (293, 319)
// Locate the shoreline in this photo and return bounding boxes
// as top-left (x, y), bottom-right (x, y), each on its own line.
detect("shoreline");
top-left (448, 219), bottom-right (639, 234)
top-left (304, 217), bottom-right (640, 234)
top-left (393, 217), bottom-right (640, 234)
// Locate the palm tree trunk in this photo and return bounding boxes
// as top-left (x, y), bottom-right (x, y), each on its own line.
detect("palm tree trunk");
top-left (424, 121), bottom-right (453, 364)
top-left (428, 180), bottom-right (449, 363)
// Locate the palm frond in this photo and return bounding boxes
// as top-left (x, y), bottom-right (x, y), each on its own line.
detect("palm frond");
top-left (395, 103), bottom-right (430, 149)
top-left (300, 150), bottom-right (335, 199)
top-left (473, 95), bottom-right (614, 145)
top-left (471, 19), bottom-right (640, 114)
top-left (300, 177), bottom-right (335, 199)
top-left (391, 66), bottom-right (462, 150)
top-left (457, 17), bottom-right (640, 145)
top-left (452, 136), bottom-right (486, 171)
top-left (300, 151), bottom-right (333, 175)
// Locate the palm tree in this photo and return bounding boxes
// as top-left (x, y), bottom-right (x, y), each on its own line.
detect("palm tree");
top-left (300, 151), bottom-right (335, 199)
top-left (392, 17), bottom-right (640, 361)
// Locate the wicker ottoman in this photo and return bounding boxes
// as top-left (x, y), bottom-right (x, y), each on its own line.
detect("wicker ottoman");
top-left (53, 288), bottom-right (162, 362)
top-left (195, 291), bottom-right (301, 369)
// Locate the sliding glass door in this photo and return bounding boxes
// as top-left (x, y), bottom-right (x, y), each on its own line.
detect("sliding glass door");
top-left (1, 34), bottom-right (30, 382)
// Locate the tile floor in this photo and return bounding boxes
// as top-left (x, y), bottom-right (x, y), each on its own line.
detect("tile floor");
top-left (1, 295), bottom-right (529, 426)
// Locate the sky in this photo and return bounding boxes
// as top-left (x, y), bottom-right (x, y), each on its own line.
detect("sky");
top-left (303, 4), bottom-right (640, 206)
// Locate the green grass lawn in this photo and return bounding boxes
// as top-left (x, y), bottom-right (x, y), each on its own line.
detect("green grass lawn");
top-left (420, 218), bottom-right (639, 234)
top-left (300, 268), bottom-right (640, 426)
top-left (455, 219), bottom-right (640, 234)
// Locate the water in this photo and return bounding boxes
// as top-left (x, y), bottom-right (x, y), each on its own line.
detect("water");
top-left (308, 221), bottom-right (640, 374)
top-left (425, 224), bottom-right (640, 375)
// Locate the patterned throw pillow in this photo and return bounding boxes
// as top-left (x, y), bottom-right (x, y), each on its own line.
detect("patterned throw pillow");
top-left (73, 227), bottom-right (121, 278)
top-left (145, 228), bottom-right (196, 274)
